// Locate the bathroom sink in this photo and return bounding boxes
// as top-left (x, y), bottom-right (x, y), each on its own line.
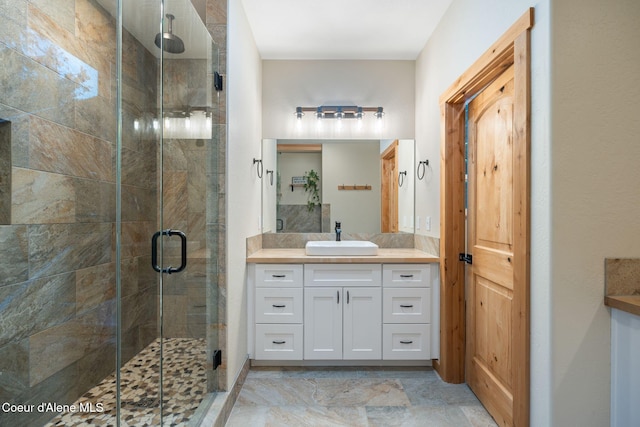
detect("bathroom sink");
top-left (305, 240), bottom-right (379, 256)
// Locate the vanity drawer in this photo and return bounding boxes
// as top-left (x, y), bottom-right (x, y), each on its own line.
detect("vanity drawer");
top-left (304, 264), bottom-right (381, 287)
top-left (255, 288), bottom-right (303, 323)
top-left (383, 288), bottom-right (431, 324)
top-left (382, 264), bottom-right (430, 287)
top-left (383, 324), bottom-right (431, 360)
top-left (255, 264), bottom-right (303, 287)
top-left (255, 324), bottom-right (303, 360)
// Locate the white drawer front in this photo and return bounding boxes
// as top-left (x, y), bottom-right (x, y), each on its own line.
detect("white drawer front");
top-left (256, 264), bottom-right (303, 287)
top-left (304, 264), bottom-right (381, 287)
top-left (255, 324), bottom-right (303, 360)
top-left (383, 324), bottom-right (431, 360)
top-left (382, 264), bottom-right (430, 287)
top-left (255, 288), bottom-right (303, 324)
top-left (383, 288), bottom-right (431, 324)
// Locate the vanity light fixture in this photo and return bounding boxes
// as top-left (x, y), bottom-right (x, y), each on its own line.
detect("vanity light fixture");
top-left (296, 105), bottom-right (384, 120)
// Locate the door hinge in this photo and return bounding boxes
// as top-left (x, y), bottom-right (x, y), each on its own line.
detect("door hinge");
top-left (459, 253), bottom-right (473, 265)
top-left (213, 349), bottom-right (222, 370)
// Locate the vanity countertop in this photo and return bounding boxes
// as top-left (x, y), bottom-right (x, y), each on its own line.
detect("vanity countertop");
top-left (605, 295), bottom-right (640, 317)
top-left (246, 248), bottom-right (439, 264)
top-left (604, 258), bottom-right (640, 317)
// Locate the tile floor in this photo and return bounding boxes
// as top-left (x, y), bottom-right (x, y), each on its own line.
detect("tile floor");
top-left (45, 338), bottom-right (208, 426)
top-left (226, 367), bottom-right (498, 427)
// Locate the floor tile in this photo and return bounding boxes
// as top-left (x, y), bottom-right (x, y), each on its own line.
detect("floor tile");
top-left (227, 367), bottom-right (497, 427)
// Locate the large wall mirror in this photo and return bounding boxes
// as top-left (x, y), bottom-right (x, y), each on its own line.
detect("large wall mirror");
top-left (262, 139), bottom-right (415, 234)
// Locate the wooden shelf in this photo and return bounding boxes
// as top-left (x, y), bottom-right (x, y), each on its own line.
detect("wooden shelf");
top-left (338, 185), bottom-right (372, 191)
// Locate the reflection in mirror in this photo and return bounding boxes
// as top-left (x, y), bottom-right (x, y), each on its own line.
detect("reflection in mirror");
top-left (261, 139), bottom-right (415, 234)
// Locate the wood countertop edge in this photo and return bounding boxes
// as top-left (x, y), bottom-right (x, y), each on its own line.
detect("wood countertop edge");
top-left (605, 295), bottom-right (640, 317)
top-left (246, 248), bottom-right (440, 264)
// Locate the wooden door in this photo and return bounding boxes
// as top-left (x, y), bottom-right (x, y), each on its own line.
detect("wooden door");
top-left (343, 287), bottom-right (382, 360)
top-left (466, 64), bottom-right (523, 426)
top-left (304, 287), bottom-right (342, 359)
top-left (381, 141), bottom-right (398, 232)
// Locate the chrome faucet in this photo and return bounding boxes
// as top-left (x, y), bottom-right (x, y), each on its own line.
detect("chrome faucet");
top-left (335, 221), bottom-right (341, 241)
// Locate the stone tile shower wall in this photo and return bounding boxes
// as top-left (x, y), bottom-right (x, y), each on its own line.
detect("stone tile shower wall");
top-left (0, 1), bottom-right (157, 425)
top-left (161, 59), bottom-right (210, 339)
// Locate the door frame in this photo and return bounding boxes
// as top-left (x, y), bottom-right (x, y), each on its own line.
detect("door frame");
top-left (437, 8), bottom-right (533, 426)
top-left (381, 140), bottom-right (399, 232)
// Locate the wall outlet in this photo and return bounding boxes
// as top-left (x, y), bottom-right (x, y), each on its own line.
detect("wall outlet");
top-left (425, 216), bottom-right (431, 231)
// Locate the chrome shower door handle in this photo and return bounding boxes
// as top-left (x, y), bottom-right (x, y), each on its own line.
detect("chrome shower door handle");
top-left (151, 229), bottom-right (188, 274)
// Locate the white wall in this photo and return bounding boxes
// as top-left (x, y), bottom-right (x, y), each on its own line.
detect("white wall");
top-left (261, 139), bottom-right (277, 232)
top-left (398, 139), bottom-right (415, 233)
top-left (262, 61), bottom-right (415, 140)
top-left (551, 0), bottom-right (640, 425)
top-left (227, 0), bottom-right (262, 390)
top-left (415, 0), bottom-right (552, 425)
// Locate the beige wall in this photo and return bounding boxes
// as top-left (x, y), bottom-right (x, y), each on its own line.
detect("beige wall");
top-left (262, 60), bottom-right (415, 140)
top-left (550, 0), bottom-right (640, 425)
top-left (227, 0), bottom-right (262, 390)
top-left (322, 141), bottom-right (381, 233)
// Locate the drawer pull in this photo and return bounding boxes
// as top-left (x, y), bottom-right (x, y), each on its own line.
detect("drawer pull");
top-left (272, 340), bottom-right (286, 345)
top-left (400, 304), bottom-right (414, 308)
top-left (400, 274), bottom-right (414, 278)
top-left (400, 340), bottom-right (414, 344)
top-left (272, 304), bottom-right (286, 308)
top-left (271, 274), bottom-right (286, 278)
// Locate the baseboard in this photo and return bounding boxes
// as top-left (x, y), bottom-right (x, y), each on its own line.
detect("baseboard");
top-left (195, 355), bottom-right (251, 427)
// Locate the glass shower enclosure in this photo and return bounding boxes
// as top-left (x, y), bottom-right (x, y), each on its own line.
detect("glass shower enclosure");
top-left (0, 0), bottom-right (221, 425)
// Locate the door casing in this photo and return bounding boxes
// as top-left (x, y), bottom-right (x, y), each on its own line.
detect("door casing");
top-left (437, 8), bottom-right (533, 427)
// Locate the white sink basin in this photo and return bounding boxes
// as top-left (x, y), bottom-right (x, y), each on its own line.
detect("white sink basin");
top-left (305, 240), bottom-right (379, 256)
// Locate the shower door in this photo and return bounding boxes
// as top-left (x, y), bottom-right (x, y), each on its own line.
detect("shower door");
top-left (117, 0), bottom-right (220, 425)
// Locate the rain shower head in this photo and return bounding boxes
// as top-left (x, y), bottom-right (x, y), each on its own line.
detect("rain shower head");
top-left (155, 14), bottom-right (185, 54)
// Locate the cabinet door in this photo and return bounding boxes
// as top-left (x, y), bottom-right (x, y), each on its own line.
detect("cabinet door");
top-left (304, 287), bottom-right (342, 360)
top-left (343, 287), bottom-right (382, 360)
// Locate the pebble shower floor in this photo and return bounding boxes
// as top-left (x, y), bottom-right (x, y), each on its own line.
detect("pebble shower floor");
top-left (45, 338), bottom-right (207, 426)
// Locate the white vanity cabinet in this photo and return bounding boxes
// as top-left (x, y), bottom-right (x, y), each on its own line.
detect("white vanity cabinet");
top-left (253, 264), bottom-right (304, 360)
top-left (304, 264), bottom-right (382, 360)
top-left (250, 261), bottom-right (438, 363)
top-left (382, 264), bottom-right (432, 360)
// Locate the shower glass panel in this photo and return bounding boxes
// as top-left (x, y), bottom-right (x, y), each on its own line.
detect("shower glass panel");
top-left (117, 0), bottom-right (221, 424)
top-left (0, 0), bottom-right (219, 425)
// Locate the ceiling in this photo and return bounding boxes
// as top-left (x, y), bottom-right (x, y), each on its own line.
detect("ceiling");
top-left (240, 0), bottom-right (454, 60)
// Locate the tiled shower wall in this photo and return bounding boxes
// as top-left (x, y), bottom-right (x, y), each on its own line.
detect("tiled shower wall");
top-left (0, 1), bottom-right (158, 425)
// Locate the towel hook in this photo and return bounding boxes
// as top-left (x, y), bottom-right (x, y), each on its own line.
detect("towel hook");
top-left (417, 159), bottom-right (429, 180)
top-left (398, 171), bottom-right (407, 187)
top-left (266, 169), bottom-right (274, 186)
top-left (253, 158), bottom-right (263, 178)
